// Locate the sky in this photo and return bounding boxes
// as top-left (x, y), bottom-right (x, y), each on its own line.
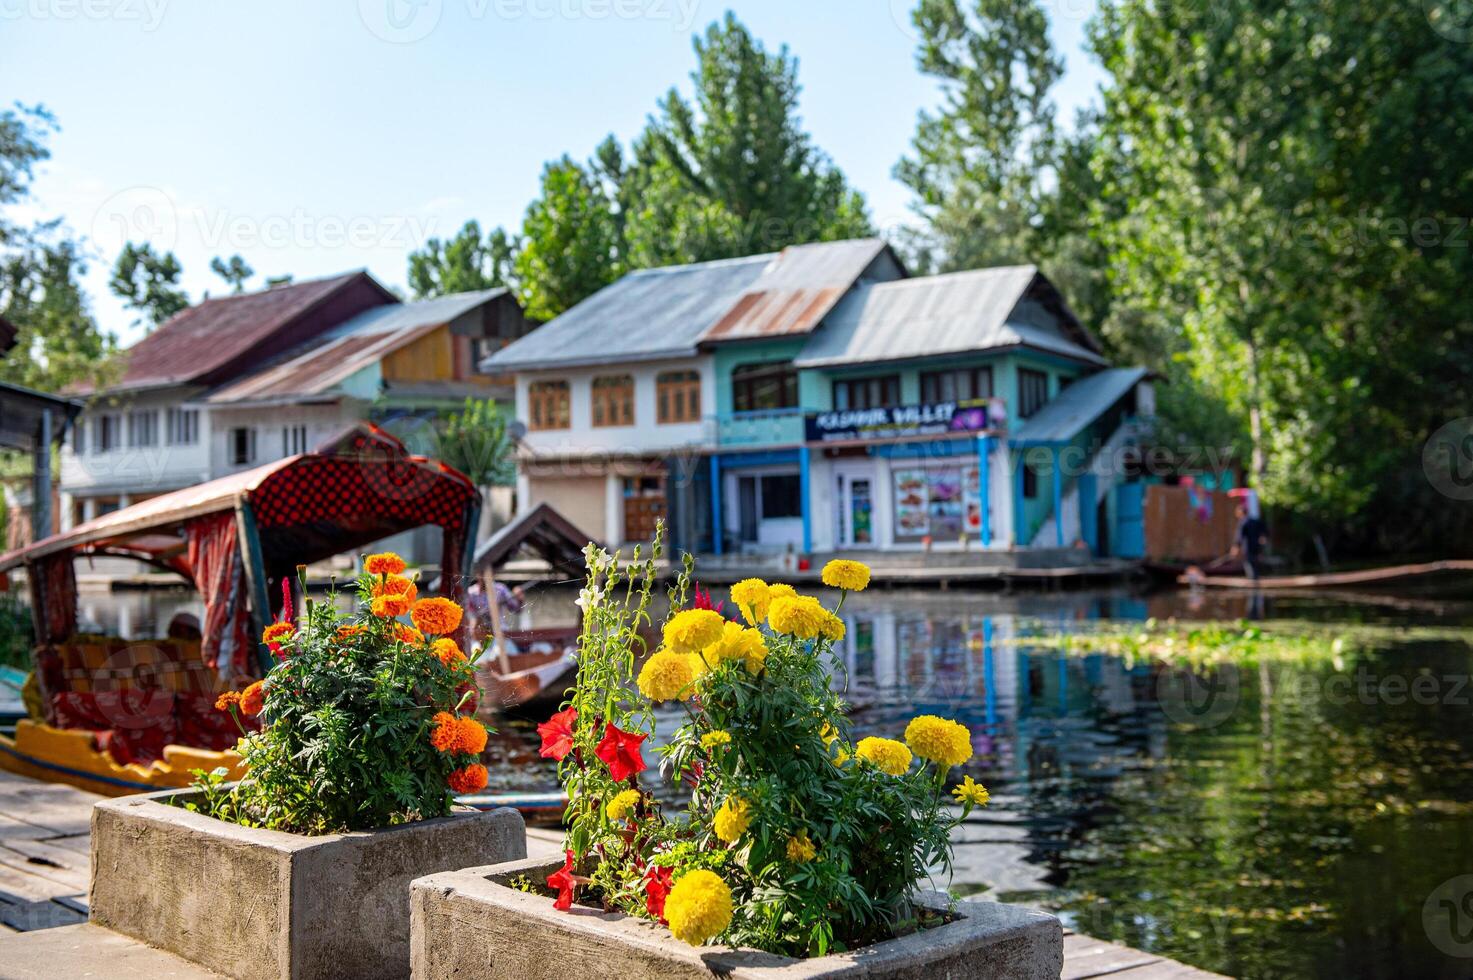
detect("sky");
top-left (3, 0), bottom-right (1105, 347)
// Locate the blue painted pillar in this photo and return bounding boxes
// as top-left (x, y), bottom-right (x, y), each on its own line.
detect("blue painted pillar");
top-left (976, 435), bottom-right (992, 547)
top-left (1014, 450), bottom-right (1027, 546)
top-left (709, 454), bottom-right (723, 556)
top-left (799, 444), bottom-right (812, 554)
top-left (982, 617), bottom-right (997, 728)
top-left (1052, 445), bottom-right (1064, 548)
top-left (1079, 472), bottom-right (1098, 555)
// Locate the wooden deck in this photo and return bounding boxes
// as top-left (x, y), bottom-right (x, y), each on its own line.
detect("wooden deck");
top-left (0, 770), bottom-right (1228, 978)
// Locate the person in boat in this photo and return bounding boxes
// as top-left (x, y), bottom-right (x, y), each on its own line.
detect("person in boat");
top-left (466, 580), bottom-right (526, 646)
top-left (1231, 503), bottom-right (1268, 581)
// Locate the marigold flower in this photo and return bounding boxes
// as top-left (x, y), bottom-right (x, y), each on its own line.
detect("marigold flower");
top-left (371, 592), bottom-right (413, 618)
top-left (364, 552), bottom-right (406, 576)
top-left (335, 624), bottom-right (364, 641)
top-left (605, 788), bottom-right (641, 821)
top-left (594, 722), bottom-right (647, 783)
top-left (537, 706), bottom-right (577, 761)
top-left (214, 691), bottom-right (242, 712)
top-left (637, 649), bottom-right (697, 702)
top-left (768, 583), bottom-right (797, 600)
top-left (372, 573), bottom-right (418, 604)
top-left (821, 558), bottom-right (871, 592)
top-left (820, 723), bottom-right (838, 746)
top-left (455, 716), bottom-right (488, 755)
top-left (952, 775), bottom-right (991, 808)
top-left (713, 796), bottom-right (751, 843)
top-left (394, 623), bottom-right (425, 646)
top-left (786, 831), bottom-right (817, 863)
top-left (904, 714), bottom-right (973, 768)
top-left (430, 711), bottom-right (461, 753)
top-left (411, 597), bottom-right (463, 636)
top-left (662, 608), bottom-right (725, 654)
top-left (239, 681), bottom-right (265, 717)
top-left (819, 611), bottom-right (846, 643)
top-left (431, 637), bottom-right (466, 666)
top-left (700, 730), bottom-right (732, 751)
top-left (733, 627), bottom-right (768, 673)
top-left (447, 763), bottom-right (488, 794)
top-left (767, 595), bottom-right (826, 639)
top-left (665, 870), bottom-right (732, 946)
top-left (729, 578), bottom-right (771, 626)
top-left (855, 736), bottom-right (912, 776)
top-left (261, 622), bottom-right (294, 645)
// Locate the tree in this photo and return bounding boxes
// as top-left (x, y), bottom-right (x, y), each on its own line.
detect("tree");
top-left (513, 156), bottom-right (623, 322)
top-left (894, 0), bottom-right (1061, 271)
top-left (434, 398), bottom-right (516, 491)
top-left (0, 240), bottom-right (117, 392)
top-left (209, 254), bottom-right (253, 293)
top-left (0, 103), bottom-right (55, 248)
top-left (110, 242), bottom-right (188, 327)
top-left (407, 220), bottom-right (518, 299)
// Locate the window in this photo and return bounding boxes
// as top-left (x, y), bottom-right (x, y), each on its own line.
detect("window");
top-left (731, 362), bottom-right (798, 413)
top-left (1018, 369), bottom-right (1049, 419)
top-left (167, 408), bottom-right (199, 445)
top-left (94, 414), bottom-right (121, 453)
top-left (656, 370), bottom-right (701, 424)
top-left (1023, 460), bottom-right (1039, 499)
top-left (229, 427), bottom-right (257, 466)
top-left (528, 380), bottom-right (570, 430)
top-left (591, 375), bottom-right (634, 427)
top-left (72, 420), bottom-right (85, 455)
top-left (760, 474), bottom-right (803, 518)
top-left (921, 367), bottom-right (994, 404)
top-left (282, 425), bottom-right (308, 455)
top-left (833, 374), bottom-right (900, 411)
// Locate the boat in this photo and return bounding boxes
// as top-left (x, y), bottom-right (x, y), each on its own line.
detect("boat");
top-left (0, 424), bottom-right (491, 801)
top-left (1178, 558), bottom-right (1473, 590)
top-left (469, 503), bottom-right (590, 714)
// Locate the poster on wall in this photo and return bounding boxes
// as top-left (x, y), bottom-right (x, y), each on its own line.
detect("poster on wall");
top-left (893, 469), bottom-right (929, 538)
top-left (964, 465), bottom-right (982, 534)
top-left (927, 467), bottom-right (965, 539)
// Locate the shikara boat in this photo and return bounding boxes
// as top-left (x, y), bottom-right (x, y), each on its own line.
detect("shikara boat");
top-left (0, 424), bottom-right (500, 799)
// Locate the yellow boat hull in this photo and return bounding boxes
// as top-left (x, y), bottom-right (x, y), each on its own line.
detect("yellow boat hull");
top-left (0, 720), bottom-right (245, 797)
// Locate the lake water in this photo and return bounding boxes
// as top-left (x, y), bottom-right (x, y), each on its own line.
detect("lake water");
top-left (74, 578), bottom-right (1473, 979)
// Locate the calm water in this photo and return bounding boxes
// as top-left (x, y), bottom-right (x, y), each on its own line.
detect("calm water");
top-left (79, 579), bottom-right (1473, 979)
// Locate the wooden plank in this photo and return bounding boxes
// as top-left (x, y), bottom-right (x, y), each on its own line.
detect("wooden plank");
top-left (1187, 558), bottom-right (1473, 590)
top-left (1062, 932), bottom-right (1163, 979)
top-left (0, 770), bottom-right (99, 838)
top-left (1104, 960), bottom-right (1231, 979)
top-left (0, 851), bottom-right (88, 895)
top-left (2, 837), bottom-right (91, 878)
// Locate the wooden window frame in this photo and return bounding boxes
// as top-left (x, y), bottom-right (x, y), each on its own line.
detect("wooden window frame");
top-left (591, 375), bottom-right (635, 428)
top-left (528, 380), bottom-right (571, 431)
top-left (832, 374), bottom-right (900, 411)
top-left (656, 370), bottom-right (702, 425)
top-left (731, 362), bottom-right (799, 413)
top-left (920, 366), bottom-right (994, 404)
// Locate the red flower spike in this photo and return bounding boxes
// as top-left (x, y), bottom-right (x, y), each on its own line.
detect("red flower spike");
top-left (594, 722), bottom-right (647, 783)
top-left (280, 577), bottom-right (293, 625)
top-left (547, 850), bottom-right (577, 911)
top-left (689, 582), bottom-right (724, 615)
top-left (537, 707), bottom-right (577, 761)
top-left (644, 865), bottom-right (674, 922)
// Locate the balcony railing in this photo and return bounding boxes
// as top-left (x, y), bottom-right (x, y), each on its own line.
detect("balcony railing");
top-left (712, 408), bottom-right (810, 448)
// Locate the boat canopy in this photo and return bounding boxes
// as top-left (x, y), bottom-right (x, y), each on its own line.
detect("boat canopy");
top-left (473, 502), bottom-right (593, 580)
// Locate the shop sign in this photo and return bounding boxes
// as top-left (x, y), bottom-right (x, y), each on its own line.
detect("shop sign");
top-left (805, 401), bottom-right (996, 443)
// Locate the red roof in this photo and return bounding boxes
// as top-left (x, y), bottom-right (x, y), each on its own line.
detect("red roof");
top-left (97, 272), bottom-right (397, 393)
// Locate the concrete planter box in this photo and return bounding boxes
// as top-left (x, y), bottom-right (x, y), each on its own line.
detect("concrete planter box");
top-left (90, 789), bottom-right (527, 980)
top-left (410, 856), bottom-right (1063, 979)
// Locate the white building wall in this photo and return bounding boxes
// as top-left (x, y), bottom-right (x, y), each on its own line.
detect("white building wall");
top-left (206, 403), bottom-right (360, 475)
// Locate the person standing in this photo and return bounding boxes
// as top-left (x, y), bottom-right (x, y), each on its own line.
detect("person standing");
top-left (1232, 503), bottom-right (1268, 581)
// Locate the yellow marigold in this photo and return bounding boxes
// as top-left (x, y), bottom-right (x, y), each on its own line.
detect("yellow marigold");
top-left (820, 559), bottom-right (871, 592)
top-left (700, 730), bottom-right (732, 751)
top-left (665, 869), bottom-right (732, 946)
top-left (637, 649), bottom-right (697, 702)
top-left (768, 583), bottom-right (797, 600)
top-left (662, 608), bottom-right (726, 654)
top-left (683, 652), bottom-right (710, 682)
top-left (605, 788), bottom-right (641, 821)
top-left (431, 637), bottom-right (465, 666)
top-left (832, 747), bottom-right (851, 767)
top-left (394, 623), bottom-right (425, 646)
top-left (455, 716), bottom-right (488, 755)
top-left (952, 775), bottom-right (991, 808)
top-left (904, 715), bottom-right (973, 768)
top-left (713, 796), bottom-right (751, 843)
top-left (855, 736), bottom-right (912, 776)
top-left (731, 626), bottom-right (767, 673)
top-left (786, 831), bottom-right (817, 863)
top-left (729, 578), bottom-right (771, 626)
top-left (364, 552), bottom-right (406, 576)
top-left (262, 622), bottom-right (294, 645)
top-left (372, 573), bottom-right (418, 604)
top-left (411, 597), bottom-right (463, 636)
top-left (371, 592), bottom-right (413, 618)
top-left (820, 723), bottom-right (838, 746)
top-left (767, 595), bottom-right (826, 639)
top-left (696, 620), bottom-right (743, 667)
top-left (430, 711), bottom-right (460, 753)
top-left (819, 611), bottom-right (846, 643)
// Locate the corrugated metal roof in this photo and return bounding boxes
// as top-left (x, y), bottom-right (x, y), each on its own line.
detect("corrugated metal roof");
top-left (793, 266), bottom-right (1106, 369)
top-left (482, 255), bottom-right (773, 372)
top-left (1009, 367), bottom-right (1148, 445)
top-left (207, 289), bottom-right (506, 404)
top-left (701, 238), bottom-right (889, 341)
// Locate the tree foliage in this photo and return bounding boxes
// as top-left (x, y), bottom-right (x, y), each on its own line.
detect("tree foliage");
top-left (513, 157), bottom-right (624, 322)
top-left (407, 220), bottom-right (517, 299)
top-left (433, 398), bottom-right (515, 490)
top-left (210, 254), bottom-right (253, 294)
top-left (110, 241), bottom-right (188, 328)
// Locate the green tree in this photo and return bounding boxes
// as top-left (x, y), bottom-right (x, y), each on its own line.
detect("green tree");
top-left (513, 156), bottom-right (623, 321)
top-left (406, 220), bottom-right (518, 299)
top-left (434, 398), bottom-right (515, 490)
top-left (0, 240), bottom-right (117, 392)
top-left (0, 103), bottom-right (55, 248)
top-left (209, 254), bottom-right (253, 293)
top-left (110, 241), bottom-right (188, 328)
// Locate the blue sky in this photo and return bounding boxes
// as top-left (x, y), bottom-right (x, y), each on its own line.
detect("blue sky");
top-left (3, 0), bottom-right (1104, 345)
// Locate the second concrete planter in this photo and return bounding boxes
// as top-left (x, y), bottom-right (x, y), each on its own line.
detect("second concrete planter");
top-left (90, 789), bottom-right (527, 980)
top-left (410, 856), bottom-right (1063, 979)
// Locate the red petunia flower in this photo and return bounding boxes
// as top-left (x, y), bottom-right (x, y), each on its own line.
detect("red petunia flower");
top-left (644, 864), bottom-right (674, 922)
top-left (537, 706), bottom-right (577, 761)
top-left (547, 849), bottom-right (577, 911)
top-left (594, 722), bottom-right (647, 783)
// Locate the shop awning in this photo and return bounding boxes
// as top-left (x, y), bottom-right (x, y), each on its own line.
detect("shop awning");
top-left (1009, 367), bottom-right (1148, 446)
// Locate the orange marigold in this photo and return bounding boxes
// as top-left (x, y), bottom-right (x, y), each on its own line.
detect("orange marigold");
top-left (371, 592), bottom-right (413, 618)
top-left (335, 624), bottom-right (365, 641)
top-left (239, 681), bottom-right (265, 716)
top-left (364, 552), bottom-right (406, 576)
top-left (432, 637), bottom-right (466, 666)
top-left (430, 711), bottom-right (461, 753)
top-left (410, 597), bottom-right (463, 636)
top-left (394, 623), bottom-right (425, 646)
top-left (455, 717), bottom-right (488, 755)
top-left (372, 573), bottom-right (418, 604)
top-left (261, 622), bottom-right (293, 645)
top-left (447, 763), bottom-right (488, 794)
top-left (214, 691), bottom-right (242, 712)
